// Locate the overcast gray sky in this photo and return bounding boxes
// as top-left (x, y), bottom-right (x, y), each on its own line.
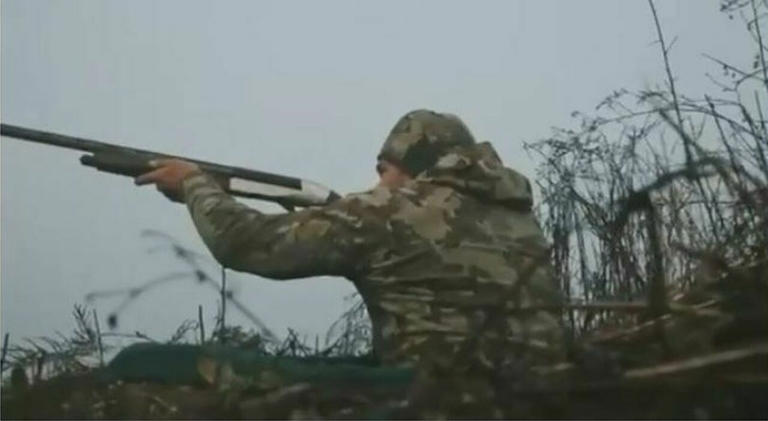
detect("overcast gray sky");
top-left (1, 1), bottom-right (754, 346)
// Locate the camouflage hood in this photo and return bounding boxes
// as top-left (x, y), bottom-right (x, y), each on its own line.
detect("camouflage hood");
top-left (419, 142), bottom-right (535, 211)
top-left (379, 109), bottom-right (534, 211)
top-left (378, 109), bottom-right (476, 176)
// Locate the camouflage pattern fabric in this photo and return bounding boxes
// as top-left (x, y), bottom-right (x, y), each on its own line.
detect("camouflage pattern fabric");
top-left (378, 109), bottom-right (476, 176)
top-left (181, 110), bottom-right (565, 371)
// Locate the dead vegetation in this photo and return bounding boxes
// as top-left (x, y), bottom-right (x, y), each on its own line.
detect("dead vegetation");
top-left (2, 0), bottom-right (767, 418)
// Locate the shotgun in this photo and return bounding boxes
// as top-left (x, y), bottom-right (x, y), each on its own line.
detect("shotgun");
top-left (1, 123), bottom-right (341, 210)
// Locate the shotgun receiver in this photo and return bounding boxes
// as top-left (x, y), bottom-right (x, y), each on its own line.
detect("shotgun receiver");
top-left (1, 124), bottom-right (341, 209)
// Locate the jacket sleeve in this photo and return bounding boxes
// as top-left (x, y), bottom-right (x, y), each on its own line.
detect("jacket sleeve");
top-left (181, 173), bottom-right (389, 279)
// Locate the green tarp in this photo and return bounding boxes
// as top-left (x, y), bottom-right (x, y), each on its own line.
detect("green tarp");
top-left (105, 343), bottom-right (415, 390)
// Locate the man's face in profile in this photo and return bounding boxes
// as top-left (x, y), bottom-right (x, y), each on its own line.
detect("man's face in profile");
top-left (376, 160), bottom-right (411, 189)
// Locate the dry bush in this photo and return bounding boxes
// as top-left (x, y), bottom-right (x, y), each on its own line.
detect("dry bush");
top-left (524, 0), bottom-right (768, 336)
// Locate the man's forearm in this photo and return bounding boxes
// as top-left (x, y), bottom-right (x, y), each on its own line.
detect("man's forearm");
top-left (182, 172), bottom-right (267, 270)
top-left (181, 172), bottom-right (366, 278)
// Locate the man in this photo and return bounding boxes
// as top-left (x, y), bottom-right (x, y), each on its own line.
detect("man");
top-left (136, 109), bottom-right (564, 371)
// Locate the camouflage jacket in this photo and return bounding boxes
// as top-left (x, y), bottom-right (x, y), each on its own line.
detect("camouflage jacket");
top-left (182, 142), bottom-right (564, 368)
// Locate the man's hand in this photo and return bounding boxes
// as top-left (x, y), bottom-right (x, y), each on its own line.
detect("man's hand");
top-left (135, 159), bottom-right (201, 203)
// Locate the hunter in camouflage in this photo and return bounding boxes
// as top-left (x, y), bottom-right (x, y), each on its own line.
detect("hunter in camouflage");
top-left (137, 109), bottom-right (565, 370)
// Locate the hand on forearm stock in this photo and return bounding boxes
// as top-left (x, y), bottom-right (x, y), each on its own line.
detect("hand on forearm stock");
top-left (135, 159), bottom-right (201, 203)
